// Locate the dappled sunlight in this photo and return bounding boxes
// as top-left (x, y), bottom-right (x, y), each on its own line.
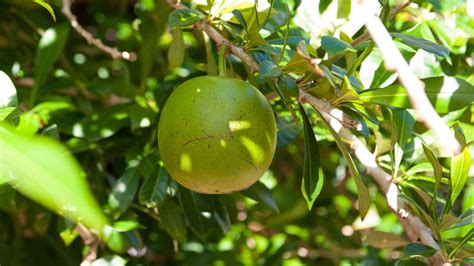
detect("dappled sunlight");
top-left (180, 153), bottom-right (192, 172)
top-left (228, 120), bottom-right (252, 132)
top-left (240, 136), bottom-right (265, 165)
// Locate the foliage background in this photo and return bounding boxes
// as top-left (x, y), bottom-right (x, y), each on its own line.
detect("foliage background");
top-left (0, 0), bottom-right (473, 265)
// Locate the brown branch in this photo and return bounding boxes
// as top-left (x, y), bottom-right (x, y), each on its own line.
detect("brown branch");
top-left (358, 0), bottom-right (460, 156)
top-left (351, 1), bottom-right (410, 47)
top-left (61, 0), bottom-right (137, 61)
top-left (76, 223), bottom-right (99, 266)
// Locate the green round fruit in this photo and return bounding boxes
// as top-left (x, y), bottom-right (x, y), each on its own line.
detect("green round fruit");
top-left (158, 76), bottom-right (277, 194)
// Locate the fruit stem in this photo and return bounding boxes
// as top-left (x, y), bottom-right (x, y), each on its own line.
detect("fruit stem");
top-left (218, 45), bottom-right (228, 77)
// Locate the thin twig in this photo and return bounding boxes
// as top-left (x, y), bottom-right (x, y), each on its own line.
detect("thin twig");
top-left (358, 0), bottom-right (460, 156)
top-left (76, 223), bottom-right (99, 266)
top-left (61, 0), bottom-right (136, 61)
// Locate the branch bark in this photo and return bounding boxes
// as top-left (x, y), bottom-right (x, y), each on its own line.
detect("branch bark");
top-left (358, 0), bottom-right (460, 156)
top-left (61, 0), bottom-right (137, 61)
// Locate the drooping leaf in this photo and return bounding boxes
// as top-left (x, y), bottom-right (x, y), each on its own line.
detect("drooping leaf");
top-left (158, 197), bottom-right (187, 241)
top-left (276, 114), bottom-right (301, 148)
top-left (212, 196), bottom-right (231, 233)
top-left (242, 181), bottom-right (279, 213)
top-left (391, 33), bottom-right (450, 62)
top-left (321, 36), bottom-right (356, 58)
top-left (299, 105), bottom-right (325, 210)
top-left (403, 243), bottom-right (437, 257)
top-left (392, 110), bottom-right (415, 179)
top-left (0, 123), bottom-right (109, 235)
top-left (32, 24), bottom-right (70, 104)
top-left (108, 166), bottom-right (140, 216)
top-left (33, 0), bottom-right (56, 21)
top-left (168, 9), bottom-right (204, 27)
top-left (0, 71), bottom-right (18, 107)
top-left (360, 77), bottom-right (474, 113)
top-left (178, 186), bottom-right (207, 239)
top-left (421, 141), bottom-right (443, 219)
top-left (138, 165), bottom-right (169, 208)
top-left (168, 27), bottom-right (185, 69)
top-left (316, 110), bottom-right (370, 219)
top-left (364, 231), bottom-right (409, 249)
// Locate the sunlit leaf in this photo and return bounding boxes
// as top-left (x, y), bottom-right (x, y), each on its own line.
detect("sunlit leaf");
top-left (449, 147), bottom-right (471, 206)
top-left (360, 77), bottom-right (474, 113)
top-left (0, 123), bottom-right (109, 235)
top-left (299, 105), bottom-right (324, 210)
top-left (0, 71), bottom-right (17, 107)
top-left (242, 181), bottom-right (279, 213)
top-left (392, 110), bottom-right (415, 178)
top-left (108, 166), bottom-right (139, 216)
top-left (337, 0), bottom-right (351, 18)
top-left (168, 9), bottom-right (204, 27)
top-left (33, 0), bottom-right (56, 21)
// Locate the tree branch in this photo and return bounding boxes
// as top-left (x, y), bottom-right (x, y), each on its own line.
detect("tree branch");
top-left (61, 0), bottom-right (137, 61)
top-left (76, 223), bottom-right (99, 266)
top-left (358, 0), bottom-right (460, 156)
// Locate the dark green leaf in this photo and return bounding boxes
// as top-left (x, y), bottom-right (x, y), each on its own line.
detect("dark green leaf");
top-left (391, 33), bottom-right (450, 61)
top-left (212, 196), bottom-right (231, 233)
top-left (138, 165), bottom-right (169, 208)
top-left (108, 166), bottom-right (140, 215)
top-left (396, 258), bottom-right (429, 266)
top-left (158, 197), bottom-right (187, 241)
top-left (299, 105), bottom-right (325, 210)
top-left (279, 74), bottom-right (299, 100)
top-left (360, 77), bottom-right (474, 113)
top-left (421, 141), bottom-right (443, 219)
top-left (0, 184), bottom-right (16, 212)
top-left (232, 9), bottom-right (249, 34)
top-left (403, 243), bottom-right (437, 257)
top-left (276, 114), bottom-right (301, 148)
top-left (392, 110), bottom-right (415, 178)
top-left (321, 36), bottom-right (356, 58)
top-left (178, 186), bottom-right (207, 239)
top-left (168, 9), bottom-right (204, 27)
top-left (316, 110), bottom-right (371, 219)
top-left (242, 181), bottom-right (279, 213)
top-left (0, 123), bottom-right (109, 235)
top-left (259, 60), bottom-right (282, 78)
top-left (319, 0), bottom-right (332, 13)
top-left (33, 0), bottom-right (56, 21)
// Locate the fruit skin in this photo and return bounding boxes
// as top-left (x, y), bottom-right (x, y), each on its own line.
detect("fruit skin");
top-left (158, 76), bottom-right (277, 194)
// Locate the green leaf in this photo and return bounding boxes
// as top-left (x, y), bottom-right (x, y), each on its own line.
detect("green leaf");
top-left (168, 9), bottom-right (204, 27)
top-left (168, 27), bottom-right (185, 69)
top-left (33, 0), bottom-right (56, 21)
top-left (403, 243), bottom-right (437, 257)
top-left (212, 196), bottom-right (231, 233)
top-left (138, 165), bottom-right (169, 208)
top-left (316, 110), bottom-right (371, 219)
top-left (276, 114), bottom-right (301, 148)
top-left (299, 105), bottom-right (325, 210)
top-left (158, 197), bottom-right (187, 241)
top-left (449, 147), bottom-right (472, 206)
top-left (0, 123), bottom-right (109, 235)
top-left (0, 71), bottom-right (18, 107)
top-left (319, 0), bottom-right (332, 13)
top-left (321, 36), bottom-right (356, 58)
top-left (76, 107), bottom-right (129, 141)
top-left (242, 181), bottom-right (279, 213)
top-left (0, 183), bottom-right (16, 212)
top-left (113, 220), bottom-right (142, 232)
top-left (178, 186), bottom-right (207, 239)
top-left (421, 141), bottom-right (443, 219)
top-left (360, 77), bottom-right (474, 113)
top-left (232, 9), bottom-right (249, 34)
top-left (32, 24), bottom-right (70, 105)
top-left (108, 166), bottom-right (140, 216)
top-left (392, 110), bottom-right (415, 178)
top-left (449, 228), bottom-right (474, 258)
top-left (391, 33), bottom-right (450, 62)
top-left (259, 60), bottom-right (282, 78)
top-left (364, 231), bottom-right (409, 249)
top-left (337, 0), bottom-right (351, 18)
